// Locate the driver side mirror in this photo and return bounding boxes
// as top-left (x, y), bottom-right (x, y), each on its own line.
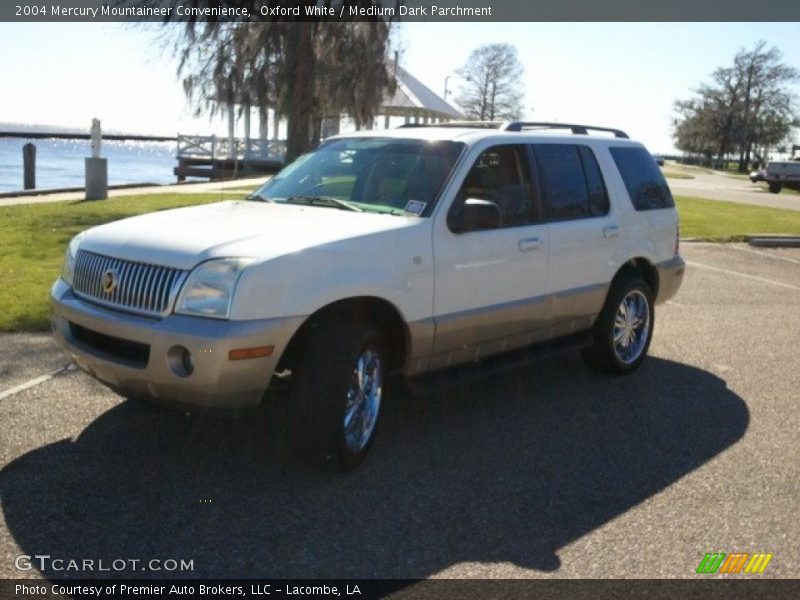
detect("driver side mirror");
top-left (451, 198), bottom-right (502, 233)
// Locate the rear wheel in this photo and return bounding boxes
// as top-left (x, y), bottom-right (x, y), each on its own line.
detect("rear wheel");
top-left (289, 321), bottom-right (386, 470)
top-left (581, 277), bottom-right (654, 375)
top-left (768, 182), bottom-right (782, 194)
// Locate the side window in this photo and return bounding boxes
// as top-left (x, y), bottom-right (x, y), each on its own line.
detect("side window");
top-left (532, 144), bottom-right (609, 221)
top-left (448, 145), bottom-right (535, 232)
top-left (609, 146), bottom-right (675, 211)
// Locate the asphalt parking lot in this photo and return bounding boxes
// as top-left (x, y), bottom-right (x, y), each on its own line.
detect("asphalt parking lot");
top-left (667, 167), bottom-right (800, 212)
top-left (0, 243), bottom-right (798, 580)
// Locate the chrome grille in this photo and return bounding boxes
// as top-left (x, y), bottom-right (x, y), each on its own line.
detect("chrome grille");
top-left (73, 250), bottom-right (187, 318)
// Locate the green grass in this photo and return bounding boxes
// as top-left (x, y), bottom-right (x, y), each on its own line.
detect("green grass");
top-left (662, 170), bottom-right (695, 180)
top-left (675, 195), bottom-right (800, 241)
top-left (667, 161), bottom-right (752, 179)
top-left (719, 170), bottom-right (750, 180)
top-left (666, 163), bottom-right (715, 175)
top-left (774, 185), bottom-right (800, 196)
top-left (1, 191), bottom-right (800, 332)
top-left (222, 184), bottom-right (262, 193)
top-left (0, 192), bottom-right (246, 332)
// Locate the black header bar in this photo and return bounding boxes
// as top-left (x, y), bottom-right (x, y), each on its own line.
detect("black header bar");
top-left (3, 0), bottom-right (800, 22)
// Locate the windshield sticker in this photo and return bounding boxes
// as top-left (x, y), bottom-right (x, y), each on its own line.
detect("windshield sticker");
top-left (404, 200), bottom-right (427, 216)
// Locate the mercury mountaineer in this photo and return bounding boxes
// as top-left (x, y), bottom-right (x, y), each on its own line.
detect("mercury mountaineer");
top-left (52, 121), bottom-right (684, 470)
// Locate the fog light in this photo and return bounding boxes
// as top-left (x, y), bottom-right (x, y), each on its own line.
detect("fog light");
top-left (167, 345), bottom-right (194, 377)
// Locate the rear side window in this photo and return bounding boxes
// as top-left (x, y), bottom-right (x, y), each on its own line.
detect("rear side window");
top-left (610, 146), bottom-right (674, 210)
top-left (532, 144), bottom-right (609, 221)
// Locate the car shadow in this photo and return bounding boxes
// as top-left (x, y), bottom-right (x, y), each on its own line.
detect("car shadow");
top-left (0, 355), bottom-right (748, 578)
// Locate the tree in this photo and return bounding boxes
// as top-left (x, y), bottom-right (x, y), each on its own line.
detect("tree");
top-left (732, 41), bottom-right (799, 169)
top-left (162, 1), bottom-right (397, 162)
top-left (673, 41), bottom-right (799, 170)
top-left (455, 43), bottom-right (524, 121)
top-left (672, 98), bottom-right (721, 162)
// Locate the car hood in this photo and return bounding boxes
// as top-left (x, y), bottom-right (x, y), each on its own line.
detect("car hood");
top-left (80, 200), bottom-right (419, 270)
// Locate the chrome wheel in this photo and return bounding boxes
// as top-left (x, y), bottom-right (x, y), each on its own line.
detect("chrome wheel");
top-left (613, 290), bottom-right (651, 365)
top-left (343, 347), bottom-right (383, 453)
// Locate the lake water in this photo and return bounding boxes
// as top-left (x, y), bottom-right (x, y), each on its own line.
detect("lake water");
top-left (0, 138), bottom-right (177, 193)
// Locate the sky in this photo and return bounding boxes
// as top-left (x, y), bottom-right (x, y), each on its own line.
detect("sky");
top-left (1, 22), bottom-right (798, 153)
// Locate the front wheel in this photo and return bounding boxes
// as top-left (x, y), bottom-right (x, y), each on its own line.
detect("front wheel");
top-left (581, 278), bottom-right (654, 375)
top-left (768, 182), bottom-right (782, 194)
top-left (289, 321), bottom-right (386, 470)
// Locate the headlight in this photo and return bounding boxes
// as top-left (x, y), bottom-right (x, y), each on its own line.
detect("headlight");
top-left (62, 231), bottom-right (86, 287)
top-left (174, 258), bottom-right (253, 319)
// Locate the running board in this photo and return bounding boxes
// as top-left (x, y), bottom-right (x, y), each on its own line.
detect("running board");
top-left (401, 331), bottom-right (593, 396)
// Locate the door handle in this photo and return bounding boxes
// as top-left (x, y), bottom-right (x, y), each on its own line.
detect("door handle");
top-left (603, 225), bottom-right (620, 239)
top-left (518, 237), bottom-right (543, 252)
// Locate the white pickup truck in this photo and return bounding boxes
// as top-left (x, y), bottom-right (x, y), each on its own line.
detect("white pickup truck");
top-left (763, 159), bottom-right (800, 194)
top-left (52, 122), bottom-right (684, 469)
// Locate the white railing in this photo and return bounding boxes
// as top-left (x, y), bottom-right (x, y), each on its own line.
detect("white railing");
top-left (177, 135), bottom-right (285, 161)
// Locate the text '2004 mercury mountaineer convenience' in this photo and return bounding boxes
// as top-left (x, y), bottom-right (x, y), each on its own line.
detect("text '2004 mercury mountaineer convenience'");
top-left (52, 122), bottom-right (684, 469)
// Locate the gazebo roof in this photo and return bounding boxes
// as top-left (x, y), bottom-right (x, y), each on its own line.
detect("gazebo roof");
top-left (383, 66), bottom-right (463, 120)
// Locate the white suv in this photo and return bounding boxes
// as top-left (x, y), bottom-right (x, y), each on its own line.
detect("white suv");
top-left (52, 122), bottom-right (684, 469)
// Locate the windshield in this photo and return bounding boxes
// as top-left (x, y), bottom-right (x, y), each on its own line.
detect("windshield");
top-left (249, 138), bottom-right (464, 216)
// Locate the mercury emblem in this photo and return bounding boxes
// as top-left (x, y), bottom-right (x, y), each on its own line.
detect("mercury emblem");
top-left (101, 269), bottom-right (117, 294)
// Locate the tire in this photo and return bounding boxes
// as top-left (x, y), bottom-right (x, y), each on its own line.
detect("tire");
top-left (581, 277), bottom-right (655, 375)
top-left (768, 182), bottom-right (782, 194)
top-left (289, 320), bottom-right (386, 470)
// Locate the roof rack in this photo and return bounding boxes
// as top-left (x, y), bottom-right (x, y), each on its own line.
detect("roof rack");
top-left (503, 121), bottom-right (629, 139)
top-left (396, 120), bottom-right (630, 139)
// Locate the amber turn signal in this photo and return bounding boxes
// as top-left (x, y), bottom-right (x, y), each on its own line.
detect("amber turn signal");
top-left (228, 346), bottom-right (274, 360)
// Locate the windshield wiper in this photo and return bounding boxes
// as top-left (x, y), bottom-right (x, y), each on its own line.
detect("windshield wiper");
top-left (284, 195), bottom-right (363, 212)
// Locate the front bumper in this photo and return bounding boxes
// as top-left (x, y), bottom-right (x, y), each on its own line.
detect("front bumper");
top-left (655, 255), bottom-right (685, 304)
top-left (51, 278), bottom-right (304, 409)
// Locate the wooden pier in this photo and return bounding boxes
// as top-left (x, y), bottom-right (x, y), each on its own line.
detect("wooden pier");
top-left (174, 134), bottom-right (285, 181)
top-left (175, 156), bottom-right (284, 181)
